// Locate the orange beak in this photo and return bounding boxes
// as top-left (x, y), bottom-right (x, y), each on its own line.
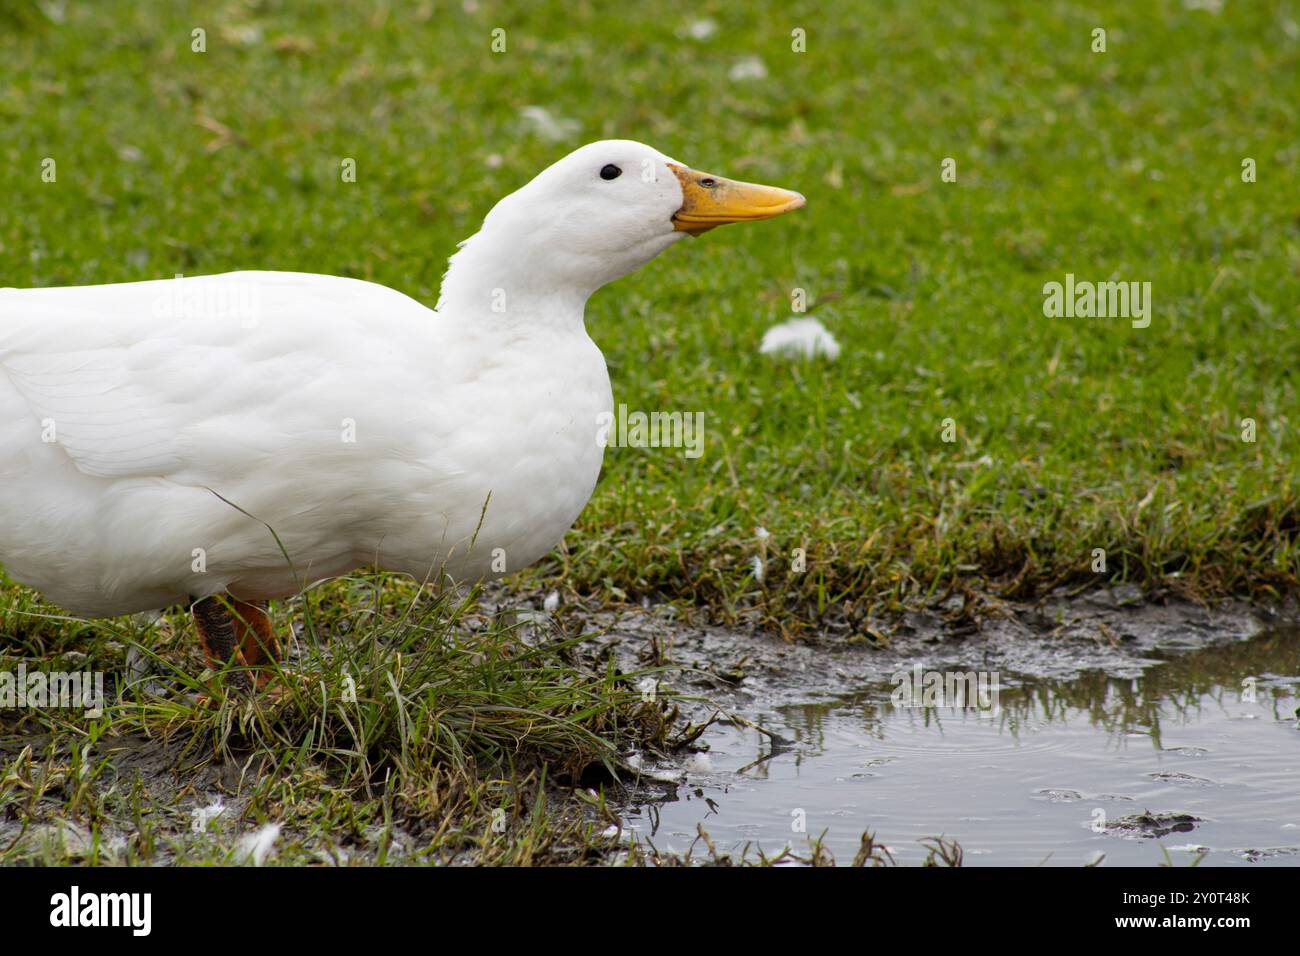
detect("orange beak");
top-left (668, 163), bottom-right (806, 236)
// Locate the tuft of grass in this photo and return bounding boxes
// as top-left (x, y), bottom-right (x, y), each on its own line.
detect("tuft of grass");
top-left (621, 824), bottom-right (948, 867)
top-left (1, 577), bottom-right (676, 865)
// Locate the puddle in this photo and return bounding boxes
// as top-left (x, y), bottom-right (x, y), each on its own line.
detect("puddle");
top-left (622, 623), bottom-right (1300, 865)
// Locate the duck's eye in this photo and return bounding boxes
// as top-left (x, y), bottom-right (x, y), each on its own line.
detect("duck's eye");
top-left (599, 164), bottom-right (622, 181)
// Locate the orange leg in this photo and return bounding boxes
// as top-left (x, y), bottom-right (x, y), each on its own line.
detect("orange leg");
top-left (191, 594), bottom-right (288, 695)
top-left (191, 595), bottom-right (251, 691)
top-left (229, 598), bottom-right (281, 688)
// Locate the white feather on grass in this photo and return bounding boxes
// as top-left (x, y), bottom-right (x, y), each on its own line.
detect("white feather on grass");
top-left (519, 106), bottom-right (580, 142)
top-left (191, 799), bottom-right (226, 833)
top-left (683, 19), bottom-right (718, 40)
top-left (729, 56), bottom-right (768, 81)
top-left (760, 318), bottom-right (841, 361)
top-left (235, 823), bottom-right (281, 866)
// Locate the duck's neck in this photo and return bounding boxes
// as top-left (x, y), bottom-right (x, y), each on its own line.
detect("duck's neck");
top-left (434, 229), bottom-right (592, 333)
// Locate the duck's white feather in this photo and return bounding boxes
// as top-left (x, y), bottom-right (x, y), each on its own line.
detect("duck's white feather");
top-left (0, 271), bottom-right (611, 616)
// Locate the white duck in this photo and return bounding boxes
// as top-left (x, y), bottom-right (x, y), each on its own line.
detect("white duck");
top-left (0, 140), bottom-right (803, 686)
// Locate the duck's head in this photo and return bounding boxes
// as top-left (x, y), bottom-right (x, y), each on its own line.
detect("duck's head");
top-left (439, 140), bottom-right (805, 315)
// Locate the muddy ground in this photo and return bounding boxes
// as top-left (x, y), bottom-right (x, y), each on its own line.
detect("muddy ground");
top-left (2, 586), bottom-right (1289, 864)
top-left (576, 586), bottom-right (1276, 721)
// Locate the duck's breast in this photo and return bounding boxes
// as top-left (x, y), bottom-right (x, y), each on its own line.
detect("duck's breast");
top-left (380, 324), bottom-right (613, 583)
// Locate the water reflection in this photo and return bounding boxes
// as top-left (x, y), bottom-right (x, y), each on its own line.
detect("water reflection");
top-left (774, 624), bottom-right (1300, 755)
top-left (627, 624), bottom-right (1300, 865)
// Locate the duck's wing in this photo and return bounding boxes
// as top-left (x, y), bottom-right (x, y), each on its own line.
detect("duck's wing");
top-left (2, 329), bottom-right (184, 479)
top-left (0, 271), bottom-right (436, 483)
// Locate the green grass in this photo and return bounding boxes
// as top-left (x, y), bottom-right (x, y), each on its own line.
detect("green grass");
top-left (4, 0), bottom-right (1296, 630)
top-left (2, 577), bottom-right (679, 864)
top-left (1, 0), bottom-right (1298, 864)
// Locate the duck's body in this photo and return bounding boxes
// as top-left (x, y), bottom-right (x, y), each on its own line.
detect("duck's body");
top-left (0, 139), bottom-right (803, 687)
top-left (0, 271), bottom-right (609, 616)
